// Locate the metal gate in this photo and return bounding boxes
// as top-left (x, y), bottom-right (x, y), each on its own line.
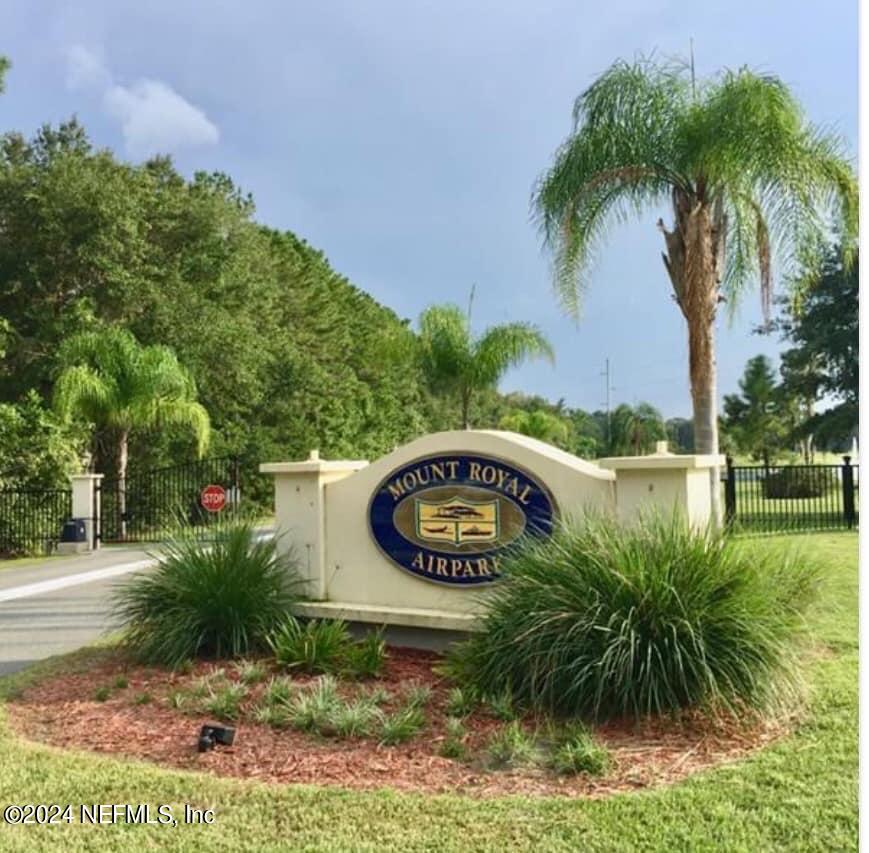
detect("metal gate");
top-left (96, 457), bottom-right (241, 544)
top-left (722, 455), bottom-right (858, 533)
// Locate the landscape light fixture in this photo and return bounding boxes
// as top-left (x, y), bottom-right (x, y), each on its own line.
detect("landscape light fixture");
top-left (197, 723), bottom-right (236, 753)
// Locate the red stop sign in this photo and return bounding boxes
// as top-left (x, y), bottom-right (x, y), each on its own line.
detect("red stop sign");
top-left (200, 484), bottom-right (227, 513)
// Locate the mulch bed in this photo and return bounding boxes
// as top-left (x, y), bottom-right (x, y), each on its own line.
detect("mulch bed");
top-left (6, 647), bottom-right (794, 798)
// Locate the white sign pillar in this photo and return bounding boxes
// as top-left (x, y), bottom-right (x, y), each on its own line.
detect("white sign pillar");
top-left (260, 451), bottom-right (368, 599)
top-left (598, 442), bottom-right (726, 530)
top-left (65, 473), bottom-right (103, 552)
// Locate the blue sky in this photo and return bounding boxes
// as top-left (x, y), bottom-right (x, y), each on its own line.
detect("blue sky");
top-left (0, 1), bottom-right (856, 417)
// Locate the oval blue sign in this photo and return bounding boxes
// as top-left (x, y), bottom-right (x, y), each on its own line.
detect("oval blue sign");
top-left (368, 453), bottom-right (556, 586)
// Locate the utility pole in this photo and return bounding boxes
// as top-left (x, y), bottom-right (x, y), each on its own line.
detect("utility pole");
top-left (467, 283), bottom-right (476, 325)
top-left (601, 358), bottom-right (614, 450)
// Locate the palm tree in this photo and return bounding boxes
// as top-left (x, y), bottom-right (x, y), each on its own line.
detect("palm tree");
top-left (533, 57), bottom-right (857, 523)
top-left (608, 403), bottom-right (666, 456)
top-left (500, 409), bottom-right (569, 447)
top-left (418, 304), bottom-right (554, 429)
top-left (55, 328), bottom-right (210, 535)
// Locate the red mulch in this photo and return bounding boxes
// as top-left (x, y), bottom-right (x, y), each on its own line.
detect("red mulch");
top-left (6, 647), bottom-right (794, 798)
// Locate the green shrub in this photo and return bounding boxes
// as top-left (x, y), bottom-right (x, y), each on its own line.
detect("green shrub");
top-left (439, 717), bottom-right (468, 759)
top-left (445, 687), bottom-right (478, 717)
top-left (360, 685), bottom-right (391, 706)
top-left (402, 683), bottom-right (432, 710)
top-left (234, 659), bottom-right (268, 685)
top-left (379, 705), bottom-right (425, 745)
top-left (326, 699), bottom-right (379, 737)
top-left (342, 627), bottom-right (388, 678)
top-left (287, 676), bottom-right (341, 732)
top-left (113, 676), bottom-right (129, 690)
top-left (93, 686), bottom-right (111, 702)
top-left (547, 724), bottom-right (611, 776)
top-left (763, 468), bottom-right (829, 499)
top-left (451, 513), bottom-right (819, 720)
top-left (204, 683), bottom-right (247, 721)
top-left (253, 703), bottom-right (290, 728)
top-left (485, 721), bottom-right (536, 768)
top-left (112, 523), bottom-right (302, 666)
top-left (485, 689), bottom-right (517, 721)
top-left (269, 617), bottom-right (351, 674)
top-left (132, 691), bottom-right (152, 705)
top-left (166, 689), bottom-right (187, 711)
top-left (260, 676), bottom-right (295, 707)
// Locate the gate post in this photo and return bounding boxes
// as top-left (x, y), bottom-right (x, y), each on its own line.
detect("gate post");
top-left (65, 474), bottom-right (103, 553)
top-left (724, 456), bottom-right (736, 527)
top-left (842, 455), bottom-right (856, 529)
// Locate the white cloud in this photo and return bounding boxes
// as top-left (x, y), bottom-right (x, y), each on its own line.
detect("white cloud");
top-left (64, 45), bottom-right (219, 159)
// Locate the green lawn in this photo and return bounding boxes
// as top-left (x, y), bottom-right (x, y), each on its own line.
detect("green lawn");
top-left (0, 533), bottom-right (857, 852)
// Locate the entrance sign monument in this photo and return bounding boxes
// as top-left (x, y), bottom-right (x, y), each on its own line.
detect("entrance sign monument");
top-left (261, 431), bottom-right (722, 635)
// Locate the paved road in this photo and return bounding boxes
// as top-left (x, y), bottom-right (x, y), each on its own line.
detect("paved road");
top-left (0, 546), bottom-right (156, 676)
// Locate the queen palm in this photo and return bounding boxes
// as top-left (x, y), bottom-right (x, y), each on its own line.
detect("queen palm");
top-left (533, 58), bottom-right (857, 522)
top-left (418, 304), bottom-right (554, 429)
top-left (55, 328), bottom-right (210, 534)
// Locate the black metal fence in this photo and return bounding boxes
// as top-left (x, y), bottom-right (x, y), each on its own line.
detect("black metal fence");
top-left (98, 457), bottom-right (241, 544)
top-left (723, 455), bottom-right (858, 533)
top-left (0, 488), bottom-right (72, 556)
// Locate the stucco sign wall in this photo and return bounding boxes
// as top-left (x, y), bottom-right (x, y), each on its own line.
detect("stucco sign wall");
top-left (368, 453), bottom-right (556, 586)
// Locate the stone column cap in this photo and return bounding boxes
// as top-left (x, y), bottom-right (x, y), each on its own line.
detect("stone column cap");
top-left (70, 473), bottom-right (104, 480)
top-left (598, 453), bottom-right (726, 471)
top-left (260, 459), bottom-right (369, 475)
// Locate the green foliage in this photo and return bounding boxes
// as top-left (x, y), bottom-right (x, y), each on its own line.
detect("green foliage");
top-left (268, 617), bottom-right (352, 674)
top-left (93, 686), bottom-right (111, 702)
top-left (452, 513), bottom-right (819, 720)
top-left (0, 391), bottom-right (84, 489)
top-left (112, 523), bottom-right (301, 666)
top-left (234, 659), bottom-right (268, 685)
top-left (112, 676), bottom-right (128, 690)
top-left (485, 690), bottom-right (518, 721)
top-left (287, 676), bottom-right (341, 733)
top-left (401, 683), bottom-right (432, 710)
top-left (132, 692), bottom-right (153, 706)
top-left (485, 721), bottom-right (536, 768)
top-left (445, 686), bottom-right (478, 717)
top-left (439, 717), bottom-right (468, 759)
top-left (378, 705), bottom-right (426, 745)
top-left (203, 683), bottom-right (246, 720)
top-left (417, 303), bottom-right (554, 429)
top-left (326, 699), bottom-right (380, 738)
top-left (499, 410), bottom-right (570, 446)
top-left (607, 402), bottom-right (666, 456)
top-left (763, 468), bottom-right (829, 499)
top-left (341, 627), bottom-right (387, 679)
top-left (722, 355), bottom-right (789, 462)
top-left (260, 676), bottom-right (295, 707)
top-left (547, 724), bottom-right (611, 776)
top-left (253, 702), bottom-right (290, 728)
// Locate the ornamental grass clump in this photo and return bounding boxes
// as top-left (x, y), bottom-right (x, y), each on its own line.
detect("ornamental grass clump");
top-left (451, 513), bottom-right (819, 721)
top-left (112, 523), bottom-right (302, 667)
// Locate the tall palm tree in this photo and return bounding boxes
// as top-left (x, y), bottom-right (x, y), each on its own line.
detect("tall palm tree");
top-left (418, 304), bottom-right (554, 429)
top-left (55, 328), bottom-right (210, 534)
top-left (500, 409), bottom-right (570, 447)
top-left (533, 58), bottom-right (857, 523)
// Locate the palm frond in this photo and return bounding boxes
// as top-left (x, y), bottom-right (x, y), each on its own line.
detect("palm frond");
top-left (473, 323), bottom-right (554, 387)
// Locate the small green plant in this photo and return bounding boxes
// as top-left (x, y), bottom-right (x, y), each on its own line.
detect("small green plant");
top-left (485, 721), bottom-right (536, 768)
top-left (360, 685), bottom-right (391, 706)
top-left (113, 676), bottom-right (129, 690)
top-left (93, 686), bottom-right (111, 702)
top-left (327, 699), bottom-right (379, 737)
top-left (235, 659), bottom-right (268, 685)
top-left (548, 725), bottom-right (611, 776)
top-left (379, 705), bottom-right (425, 745)
top-left (174, 659), bottom-right (194, 675)
top-left (132, 691), bottom-right (152, 705)
top-left (342, 627), bottom-right (388, 678)
top-left (261, 676), bottom-right (294, 707)
top-left (439, 717), bottom-right (468, 760)
top-left (166, 689), bottom-right (187, 711)
top-left (485, 689), bottom-right (517, 721)
top-left (269, 617), bottom-right (351, 674)
top-left (287, 676), bottom-right (341, 732)
top-left (204, 683), bottom-right (247, 721)
top-left (112, 523), bottom-right (302, 667)
top-left (402, 683), bottom-right (432, 710)
top-left (253, 702), bottom-right (290, 728)
top-left (445, 686), bottom-right (478, 717)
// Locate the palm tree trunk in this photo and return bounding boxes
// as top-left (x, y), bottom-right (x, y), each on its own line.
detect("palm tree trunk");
top-left (461, 389), bottom-right (471, 430)
top-left (117, 429), bottom-right (129, 539)
top-left (661, 190), bottom-right (724, 527)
